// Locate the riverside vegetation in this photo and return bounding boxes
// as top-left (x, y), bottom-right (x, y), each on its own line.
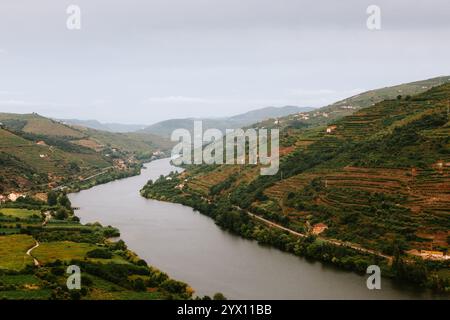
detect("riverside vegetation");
top-left (0, 192), bottom-right (194, 300)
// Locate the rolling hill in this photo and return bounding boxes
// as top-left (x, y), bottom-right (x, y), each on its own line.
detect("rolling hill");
top-left (254, 76), bottom-right (450, 129)
top-left (179, 83), bottom-right (450, 253)
top-left (0, 113), bottom-right (172, 194)
top-left (141, 80), bottom-right (450, 290)
top-left (58, 119), bottom-right (146, 133)
top-left (141, 106), bottom-right (314, 138)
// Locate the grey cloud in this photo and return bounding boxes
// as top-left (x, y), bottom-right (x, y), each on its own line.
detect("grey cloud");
top-left (0, 1), bottom-right (449, 123)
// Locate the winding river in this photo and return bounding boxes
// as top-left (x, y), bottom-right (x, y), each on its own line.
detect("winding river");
top-left (69, 158), bottom-right (439, 299)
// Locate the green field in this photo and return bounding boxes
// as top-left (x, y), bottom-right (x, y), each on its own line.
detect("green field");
top-left (32, 241), bottom-right (129, 265)
top-left (33, 241), bottom-right (98, 264)
top-left (0, 289), bottom-right (52, 300)
top-left (0, 274), bottom-right (42, 286)
top-left (0, 235), bottom-right (35, 270)
top-left (0, 208), bottom-right (41, 219)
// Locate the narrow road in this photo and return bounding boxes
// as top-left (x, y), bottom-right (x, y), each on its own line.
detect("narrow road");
top-left (52, 166), bottom-right (114, 191)
top-left (26, 241), bottom-right (40, 267)
top-left (233, 205), bottom-right (393, 263)
top-left (244, 209), bottom-right (306, 238)
top-left (81, 166), bottom-right (114, 181)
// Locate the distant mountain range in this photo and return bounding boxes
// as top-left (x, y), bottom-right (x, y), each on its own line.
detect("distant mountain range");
top-left (140, 106), bottom-right (314, 138)
top-left (58, 119), bottom-right (146, 133)
top-left (254, 75), bottom-right (450, 129)
top-left (59, 106), bottom-right (312, 137)
top-left (61, 106), bottom-right (312, 137)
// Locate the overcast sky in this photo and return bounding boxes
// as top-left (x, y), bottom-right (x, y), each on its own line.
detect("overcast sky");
top-left (0, 0), bottom-right (449, 124)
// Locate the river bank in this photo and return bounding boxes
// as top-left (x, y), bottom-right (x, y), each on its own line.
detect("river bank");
top-left (0, 157), bottom-right (195, 300)
top-left (70, 158), bottom-right (446, 299)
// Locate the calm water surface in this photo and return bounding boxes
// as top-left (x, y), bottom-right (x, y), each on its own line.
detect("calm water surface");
top-left (69, 158), bottom-right (441, 299)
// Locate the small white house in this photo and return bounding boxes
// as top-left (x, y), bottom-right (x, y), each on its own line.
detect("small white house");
top-left (326, 125), bottom-right (337, 134)
top-left (8, 193), bottom-right (24, 202)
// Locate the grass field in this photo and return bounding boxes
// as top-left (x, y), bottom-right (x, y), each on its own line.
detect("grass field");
top-left (0, 235), bottom-right (35, 270)
top-left (0, 274), bottom-right (42, 286)
top-left (33, 241), bottom-right (129, 265)
top-left (0, 289), bottom-right (52, 300)
top-left (33, 241), bottom-right (97, 264)
top-left (0, 208), bottom-right (41, 219)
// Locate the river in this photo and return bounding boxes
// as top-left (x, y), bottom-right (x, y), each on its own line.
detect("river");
top-left (69, 158), bottom-right (440, 299)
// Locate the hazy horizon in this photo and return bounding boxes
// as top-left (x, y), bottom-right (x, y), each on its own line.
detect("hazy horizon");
top-left (1, 0), bottom-right (450, 123)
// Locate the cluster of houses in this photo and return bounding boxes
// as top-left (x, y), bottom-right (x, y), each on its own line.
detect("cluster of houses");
top-left (152, 150), bottom-right (165, 157)
top-left (113, 155), bottom-right (143, 170)
top-left (293, 111), bottom-right (331, 120)
top-left (295, 113), bottom-right (310, 121)
top-left (150, 150), bottom-right (166, 160)
top-left (113, 159), bottom-right (128, 170)
top-left (311, 111), bottom-right (330, 118)
top-left (339, 105), bottom-right (357, 110)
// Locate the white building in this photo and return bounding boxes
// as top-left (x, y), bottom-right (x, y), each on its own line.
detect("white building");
top-left (8, 193), bottom-right (24, 202)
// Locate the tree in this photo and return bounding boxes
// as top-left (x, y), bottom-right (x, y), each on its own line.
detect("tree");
top-left (47, 191), bottom-right (58, 206)
top-left (69, 161), bottom-right (80, 172)
top-left (55, 207), bottom-right (70, 220)
top-left (110, 240), bottom-right (127, 251)
top-left (133, 278), bottom-right (146, 291)
top-left (86, 248), bottom-right (112, 259)
top-left (213, 292), bottom-right (227, 300)
top-left (58, 194), bottom-right (72, 209)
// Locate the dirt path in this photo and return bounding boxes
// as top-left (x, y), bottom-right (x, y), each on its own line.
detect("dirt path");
top-left (26, 241), bottom-right (40, 267)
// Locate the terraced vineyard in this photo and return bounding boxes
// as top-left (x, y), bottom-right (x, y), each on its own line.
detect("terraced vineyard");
top-left (153, 83), bottom-right (450, 282)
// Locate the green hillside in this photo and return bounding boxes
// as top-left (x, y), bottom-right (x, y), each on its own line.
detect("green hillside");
top-left (141, 82), bottom-right (450, 292)
top-left (0, 113), bottom-right (172, 194)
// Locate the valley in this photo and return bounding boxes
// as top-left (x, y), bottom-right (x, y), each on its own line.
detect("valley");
top-left (1, 78), bottom-right (449, 299)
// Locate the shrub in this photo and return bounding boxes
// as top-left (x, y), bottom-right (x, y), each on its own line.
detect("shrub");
top-left (86, 248), bottom-right (112, 259)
